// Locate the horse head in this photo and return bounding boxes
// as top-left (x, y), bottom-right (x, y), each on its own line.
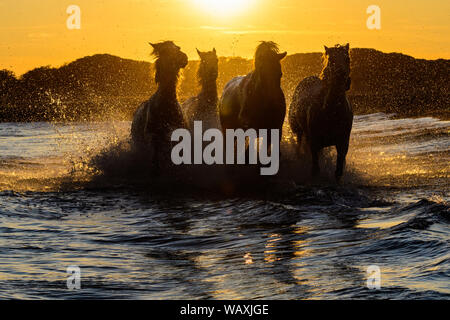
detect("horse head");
top-left (254, 41), bottom-right (287, 88)
top-left (149, 41), bottom-right (188, 84)
top-left (320, 43), bottom-right (351, 90)
top-left (196, 48), bottom-right (219, 84)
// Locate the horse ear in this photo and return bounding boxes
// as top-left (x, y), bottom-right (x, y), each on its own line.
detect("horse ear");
top-left (213, 48), bottom-right (216, 55)
top-left (278, 52), bottom-right (287, 60)
top-left (149, 42), bottom-right (159, 55)
top-left (196, 48), bottom-right (203, 58)
top-left (324, 45), bottom-right (329, 53)
top-left (344, 43), bottom-right (350, 51)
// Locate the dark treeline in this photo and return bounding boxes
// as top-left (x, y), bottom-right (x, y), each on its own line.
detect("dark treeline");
top-left (0, 49), bottom-right (449, 122)
top-left (0, 55), bottom-right (152, 122)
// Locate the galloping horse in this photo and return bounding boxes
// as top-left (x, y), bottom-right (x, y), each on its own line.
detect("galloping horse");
top-left (289, 44), bottom-right (353, 182)
top-left (219, 41), bottom-right (287, 155)
top-left (183, 48), bottom-right (219, 130)
top-left (131, 41), bottom-right (188, 170)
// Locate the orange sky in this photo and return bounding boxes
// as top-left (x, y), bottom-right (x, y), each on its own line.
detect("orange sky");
top-left (0, 0), bottom-right (449, 75)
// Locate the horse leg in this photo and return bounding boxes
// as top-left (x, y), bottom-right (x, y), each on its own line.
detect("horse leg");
top-left (266, 131), bottom-right (272, 157)
top-left (294, 130), bottom-right (303, 159)
top-left (264, 127), bottom-right (281, 157)
top-left (335, 141), bottom-right (349, 182)
top-left (223, 130), bottom-right (238, 164)
top-left (153, 134), bottom-right (171, 176)
top-left (244, 135), bottom-right (250, 164)
top-left (276, 126), bottom-right (283, 160)
top-left (152, 142), bottom-right (162, 176)
top-left (247, 133), bottom-right (260, 165)
top-left (310, 144), bottom-right (320, 178)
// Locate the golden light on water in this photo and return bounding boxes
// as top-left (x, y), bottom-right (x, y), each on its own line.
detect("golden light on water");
top-left (194, 0), bottom-right (255, 17)
top-left (264, 234), bottom-right (281, 263)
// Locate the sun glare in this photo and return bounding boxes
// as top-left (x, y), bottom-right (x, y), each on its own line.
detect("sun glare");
top-left (194, 0), bottom-right (254, 17)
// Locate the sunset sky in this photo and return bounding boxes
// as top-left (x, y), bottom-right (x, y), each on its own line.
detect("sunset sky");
top-left (0, 0), bottom-right (449, 75)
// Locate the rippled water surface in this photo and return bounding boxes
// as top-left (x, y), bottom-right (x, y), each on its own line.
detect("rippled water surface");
top-left (0, 113), bottom-right (448, 299)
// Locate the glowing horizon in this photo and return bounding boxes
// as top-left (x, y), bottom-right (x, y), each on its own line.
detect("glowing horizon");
top-left (194, 0), bottom-right (255, 17)
top-left (0, 0), bottom-right (449, 76)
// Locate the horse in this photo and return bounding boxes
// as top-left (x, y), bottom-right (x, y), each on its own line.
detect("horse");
top-left (182, 48), bottom-right (219, 130)
top-left (218, 41), bottom-right (287, 156)
top-left (131, 41), bottom-right (188, 171)
top-left (288, 43), bottom-right (353, 182)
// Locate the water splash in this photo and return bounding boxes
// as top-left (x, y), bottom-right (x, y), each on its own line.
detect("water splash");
top-left (0, 113), bottom-right (448, 194)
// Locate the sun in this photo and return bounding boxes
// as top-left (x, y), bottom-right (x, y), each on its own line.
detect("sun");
top-left (194, 0), bottom-right (254, 17)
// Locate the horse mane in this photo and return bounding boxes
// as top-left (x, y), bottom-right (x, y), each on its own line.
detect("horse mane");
top-left (319, 52), bottom-right (329, 80)
top-left (254, 41), bottom-right (280, 69)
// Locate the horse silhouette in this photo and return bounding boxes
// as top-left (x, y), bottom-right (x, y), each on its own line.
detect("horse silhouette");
top-left (131, 41), bottom-right (188, 171)
top-left (183, 48), bottom-right (219, 130)
top-left (289, 44), bottom-right (353, 182)
top-left (219, 41), bottom-right (287, 155)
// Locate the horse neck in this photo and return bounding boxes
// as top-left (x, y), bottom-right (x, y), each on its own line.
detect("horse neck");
top-left (156, 75), bottom-right (179, 102)
top-left (199, 77), bottom-right (218, 103)
top-left (322, 80), bottom-right (347, 110)
top-left (252, 70), bottom-right (281, 95)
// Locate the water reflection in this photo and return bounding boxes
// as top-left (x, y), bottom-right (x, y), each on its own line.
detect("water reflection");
top-left (0, 114), bottom-right (449, 299)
